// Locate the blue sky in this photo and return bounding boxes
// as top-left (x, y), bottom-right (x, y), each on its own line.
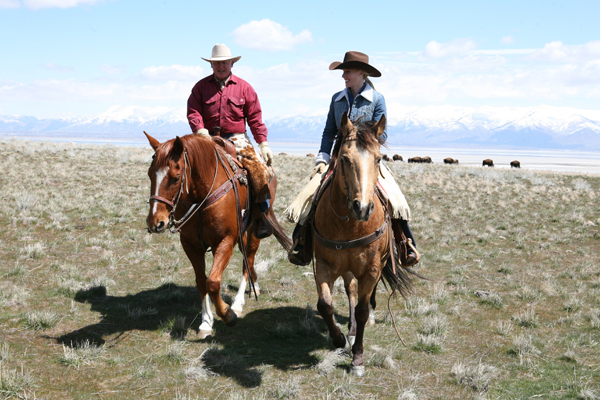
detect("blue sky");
top-left (1, 0), bottom-right (599, 120)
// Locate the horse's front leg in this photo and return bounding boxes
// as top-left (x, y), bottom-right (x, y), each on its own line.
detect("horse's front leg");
top-left (342, 274), bottom-right (358, 345)
top-left (208, 237), bottom-right (238, 326)
top-left (315, 260), bottom-right (346, 349)
top-left (352, 265), bottom-right (381, 377)
top-left (180, 236), bottom-right (213, 338)
top-left (231, 231), bottom-right (261, 316)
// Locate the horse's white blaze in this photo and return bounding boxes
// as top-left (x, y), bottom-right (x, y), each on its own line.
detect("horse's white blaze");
top-left (231, 276), bottom-right (247, 314)
top-left (199, 294), bottom-right (214, 332)
top-left (358, 147), bottom-right (371, 205)
top-left (152, 166), bottom-right (169, 215)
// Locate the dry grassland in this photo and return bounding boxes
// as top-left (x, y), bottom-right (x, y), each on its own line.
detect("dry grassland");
top-left (0, 139), bottom-right (599, 399)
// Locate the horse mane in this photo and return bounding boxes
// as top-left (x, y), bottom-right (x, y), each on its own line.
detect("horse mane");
top-left (154, 134), bottom-right (216, 173)
top-left (331, 120), bottom-right (386, 158)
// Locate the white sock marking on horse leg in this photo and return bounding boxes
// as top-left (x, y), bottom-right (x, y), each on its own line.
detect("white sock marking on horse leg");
top-left (153, 166), bottom-right (169, 215)
top-left (199, 294), bottom-right (214, 332)
top-left (368, 305), bottom-right (376, 326)
top-left (231, 276), bottom-right (247, 314)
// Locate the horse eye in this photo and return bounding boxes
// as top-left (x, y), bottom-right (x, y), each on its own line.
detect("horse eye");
top-left (341, 155), bottom-right (350, 164)
top-left (376, 157), bottom-right (382, 164)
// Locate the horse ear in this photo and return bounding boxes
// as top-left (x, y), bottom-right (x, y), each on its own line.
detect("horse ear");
top-left (374, 115), bottom-right (386, 138)
top-left (172, 136), bottom-right (184, 160)
top-left (340, 111), bottom-right (352, 136)
top-left (144, 131), bottom-right (160, 151)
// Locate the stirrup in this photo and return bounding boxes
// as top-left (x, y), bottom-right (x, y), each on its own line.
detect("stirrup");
top-left (403, 238), bottom-right (420, 267)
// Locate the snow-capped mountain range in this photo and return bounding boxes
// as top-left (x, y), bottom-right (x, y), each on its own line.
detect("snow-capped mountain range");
top-left (2, 104), bottom-right (600, 150)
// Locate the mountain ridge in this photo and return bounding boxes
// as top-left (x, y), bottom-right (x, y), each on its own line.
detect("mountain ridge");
top-left (2, 104), bottom-right (600, 150)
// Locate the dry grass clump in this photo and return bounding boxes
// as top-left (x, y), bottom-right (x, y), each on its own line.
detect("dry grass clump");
top-left (22, 310), bottom-right (60, 330)
top-left (314, 348), bottom-right (348, 376)
top-left (451, 361), bottom-right (499, 393)
top-left (0, 364), bottom-right (36, 399)
top-left (0, 141), bottom-right (599, 398)
top-left (59, 340), bottom-right (105, 367)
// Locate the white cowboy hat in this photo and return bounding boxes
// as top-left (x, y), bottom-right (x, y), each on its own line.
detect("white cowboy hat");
top-left (201, 43), bottom-right (241, 63)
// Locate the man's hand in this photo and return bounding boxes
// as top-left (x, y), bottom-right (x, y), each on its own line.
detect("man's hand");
top-left (311, 162), bottom-right (328, 179)
top-left (194, 128), bottom-right (210, 138)
top-left (259, 142), bottom-right (274, 166)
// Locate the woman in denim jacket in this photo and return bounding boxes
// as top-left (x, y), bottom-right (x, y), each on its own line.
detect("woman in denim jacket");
top-left (286, 51), bottom-right (419, 267)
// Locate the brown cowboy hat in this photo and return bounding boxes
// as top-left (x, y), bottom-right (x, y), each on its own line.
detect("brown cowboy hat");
top-left (329, 51), bottom-right (381, 77)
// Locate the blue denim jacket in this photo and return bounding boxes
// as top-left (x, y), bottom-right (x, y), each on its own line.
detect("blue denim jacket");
top-left (319, 84), bottom-right (387, 155)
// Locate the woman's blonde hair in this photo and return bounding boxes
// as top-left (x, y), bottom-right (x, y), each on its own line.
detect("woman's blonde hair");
top-left (361, 70), bottom-right (376, 91)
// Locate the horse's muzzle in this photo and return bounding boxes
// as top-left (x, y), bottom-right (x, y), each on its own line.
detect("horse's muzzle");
top-left (147, 216), bottom-right (168, 233)
top-left (351, 200), bottom-right (374, 222)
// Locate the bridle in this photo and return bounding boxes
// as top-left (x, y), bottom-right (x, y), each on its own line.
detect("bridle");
top-left (149, 148), bottom-right (219, 233)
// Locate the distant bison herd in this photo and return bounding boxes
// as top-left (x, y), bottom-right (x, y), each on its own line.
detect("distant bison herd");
top-left (305, 153), bottom-right (522, 168)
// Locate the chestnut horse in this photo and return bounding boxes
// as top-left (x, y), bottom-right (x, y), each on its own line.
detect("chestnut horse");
top-left (145, 132), bottom-right (291, 339)
top-left (313, 113), bottom-right (414, 376)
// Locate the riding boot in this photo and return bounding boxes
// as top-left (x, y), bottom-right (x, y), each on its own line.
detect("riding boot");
top-left (253, 198), bottom-right (273, 239)
top-left (391, 218), bottom-right (420, 267)
top-left (288, 221), bottom-right (313, 266)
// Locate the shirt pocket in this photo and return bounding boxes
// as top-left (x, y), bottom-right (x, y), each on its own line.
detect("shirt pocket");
top-left (228, 97), bottom-right (246, 121)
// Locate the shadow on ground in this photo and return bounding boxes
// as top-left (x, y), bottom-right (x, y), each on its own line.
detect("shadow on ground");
top-left (51, 283), bottom-right (334, 387)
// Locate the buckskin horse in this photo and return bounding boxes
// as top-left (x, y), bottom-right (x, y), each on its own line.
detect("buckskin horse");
top-left (144, 132), bottom-right (291, 339)
top-left (312, 113), bottom-right (415, 376)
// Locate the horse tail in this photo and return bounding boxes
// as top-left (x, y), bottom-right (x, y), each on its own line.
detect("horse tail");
top-left (380, 245), bottom-right (428, 299)
top-left (380, 257), bottom-right (413, 299)
top-left (266, 210), bottom-right (293, 252)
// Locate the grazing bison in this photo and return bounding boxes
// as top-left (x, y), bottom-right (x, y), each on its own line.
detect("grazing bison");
top-left (444, 157), bottom-right (459, 164)
top-left (306, 153), bottom-right (314, 157)
top-left (482, 159), bottom-right (494, 167)
top-left (408, 156), bottom-right (422, 163)
top-left (422, 156), bottom-right (433, 164)
top-left (278, 152), bottom-right (287, 156)
top-left (382, 154), bottom-right (391, 162)
top-left (393, 154), bottom-right (403, 162)
top-left (510, 160), bottom-right (521, 168)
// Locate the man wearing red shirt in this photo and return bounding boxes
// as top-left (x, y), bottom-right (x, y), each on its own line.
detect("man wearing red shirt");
top-left (187, 44), bottom-right (275, 238)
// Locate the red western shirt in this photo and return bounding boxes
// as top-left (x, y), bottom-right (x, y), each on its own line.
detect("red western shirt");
top-left (187, 74), bottom-right (268, 144)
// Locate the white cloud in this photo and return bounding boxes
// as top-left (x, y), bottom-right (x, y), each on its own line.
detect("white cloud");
top-left (21, 0), bottom-right (104, 9)
top-left (528, 40), bottom-right (600, 63)
top-left (420, 38), bottom-right (478, 60)
top-left (501, 36), bottom-right (515, 44)
top-left (231, 19), bottom-right (312, 52)
top-left (140, 65), bottom-right (205, 82)
top-left (0, 0), bottom-right (20, 8)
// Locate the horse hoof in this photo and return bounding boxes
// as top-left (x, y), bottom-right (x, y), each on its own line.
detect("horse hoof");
top-left (226, 312), bottom-right (238, 327)
top-left (231, 306), bottom-right (243, 317)
top-left (351, 365), bottom-right (365, 377)
top-left (198, 330), bottom-right (212, 340)
top-left (347, 335), bottom-right (356, 346)
top-left (344, 336), bottom-right (352, 352)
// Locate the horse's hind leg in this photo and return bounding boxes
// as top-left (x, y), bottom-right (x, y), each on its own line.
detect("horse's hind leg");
top-left (343, 274), bottom-right (358, 345)
top-left (232, 231), bottom-right (261, 316)
top-left (316, 262), bottom-right (346, 349)
top-left (369, 282), bottom-right (377, 326)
